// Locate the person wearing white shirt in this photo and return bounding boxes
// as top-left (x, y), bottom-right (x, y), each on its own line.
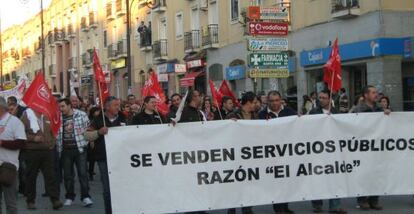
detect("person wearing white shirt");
top-left (0, 96), bottom-right (27, 214)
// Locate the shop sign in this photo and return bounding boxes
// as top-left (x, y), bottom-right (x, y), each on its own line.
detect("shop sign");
top-left (175, 64), bottom-right (187, 73)
top-left (248, 22), bottom-right (288, 36)
top-left (248, 52), bottom-right (289, 67)
top-left (225, 65), bottom-right (246, 80)
top-left (248, 38), bottom-right (289, 51)
top-left (248, 6), bottom-right (289, 20)
top-left (249, 69), bottom-right (289, 78)
top-left (186, 59), bottom-right (204, 69)
top-left (110, 58), bottom-right (126, 70)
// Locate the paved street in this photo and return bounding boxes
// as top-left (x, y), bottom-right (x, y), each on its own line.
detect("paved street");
top-left (9, 172), bottom-right (414, 214)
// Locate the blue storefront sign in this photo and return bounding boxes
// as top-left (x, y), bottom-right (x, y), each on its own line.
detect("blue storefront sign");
top-left (156, 63), bottom-right (176, 73)
top-left (300, 37), bottom-right (413, 67)
top-left (225, 65), bottom-right (246, 80)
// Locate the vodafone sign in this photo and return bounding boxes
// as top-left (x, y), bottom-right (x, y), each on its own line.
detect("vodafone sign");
top-left (248, 22), bottom-right (288, 36)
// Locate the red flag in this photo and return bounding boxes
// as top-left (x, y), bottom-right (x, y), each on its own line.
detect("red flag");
top-left (323, 38), bottom-right (342, 92)
top-left (93, 48), bottom-right (110, 104)
top-left (22, 73), bottom-right (61, 137)
top-left (141, 73), bottom-right (169, 116)
top-left (219, 80), bottom-right (240, 107)
top-left (93, 49), bottom-right (106, 83)
top-left (209, 80), bottom-right (223, 108)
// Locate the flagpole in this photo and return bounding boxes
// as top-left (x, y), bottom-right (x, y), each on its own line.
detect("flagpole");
top-left (98, 82), bottom-right (106, 127)
top-left (328, 71), bottom-right (335, 113)
top-left (215, 100), bottom-right (223, 120)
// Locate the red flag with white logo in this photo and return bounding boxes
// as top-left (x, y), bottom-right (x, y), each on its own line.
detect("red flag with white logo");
top-left (219, 80), bottom-right (240, 107)
top-left (141, 73), bottom-right (169, 116)
top-left (22, 73), bottom-right (61, 137)
top-left (92, 49), bottom-right (110, 104)
top-left (209, 80), bottom-right (223, 108)
top-left (323, 38), bottom-right (342, 92)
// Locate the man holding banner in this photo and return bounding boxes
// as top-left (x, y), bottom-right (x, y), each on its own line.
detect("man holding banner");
top-left (354, 85), bottom-right (388, 211)
top-left (308, 90), bottom-right (347, 214)
top-left (89, 96), bottom-right (125, 214)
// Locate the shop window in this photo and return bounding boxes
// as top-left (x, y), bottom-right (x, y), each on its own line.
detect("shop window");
top-left (209, 63), bottom-right (223, 81)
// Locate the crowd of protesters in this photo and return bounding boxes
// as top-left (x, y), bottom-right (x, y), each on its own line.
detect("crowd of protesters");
top-left (0, 83), bottom-right (392, 214)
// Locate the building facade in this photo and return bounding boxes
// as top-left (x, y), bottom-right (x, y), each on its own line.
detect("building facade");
top-left (1, 0), bottom-right (414, 111)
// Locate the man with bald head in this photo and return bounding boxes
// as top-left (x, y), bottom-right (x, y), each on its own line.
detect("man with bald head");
top-left (70, 96), bottom-right (80, 110)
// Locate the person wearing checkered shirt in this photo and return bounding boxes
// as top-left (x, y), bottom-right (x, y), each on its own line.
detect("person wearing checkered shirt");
top-left (57, 98), bottom-right (94, 208)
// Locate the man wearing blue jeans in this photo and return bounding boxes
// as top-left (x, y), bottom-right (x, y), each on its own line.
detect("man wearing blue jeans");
top-left (57, 98), bottom-right (93, 207)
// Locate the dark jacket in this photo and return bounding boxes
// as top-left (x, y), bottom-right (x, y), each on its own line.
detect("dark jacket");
top-left (91, 112), bottom-right (127, 161)
top-left (131, 111), bottom-right (164, 125)
top-left (214, 108), bottom-right (233, 120)
top-left (178, 105), bottom-right (204, 123)
top-left (16, 105), bottom-right (27, 119)
top-left (167, 106), bottom-right (178, 122)
top-left (353, 102), bottom-right (383, 113)
top-left (258, 107), bottom-right (297, 119)
top-left (309, 106), bottom-right (338, 115)
top-left (226, 109), bottom-right (258, 120)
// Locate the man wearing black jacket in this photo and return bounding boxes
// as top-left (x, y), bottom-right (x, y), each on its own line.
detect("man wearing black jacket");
top-left (179, 90), bottom-right (204, 123)
top-left (167, 93), bottom-right (182, 122)
top-left (89, 96), bottom-right (126, 214)
top-left (309, 90), bottom-right (346, 214)
top-left (131, 96), bottom-right (164, 125)
top-left (258, 91), bottom-right (295, 214)
top-left (214, 96), bottom-right (234, 120)
top-left (226, 91), bottom-right (258, 214)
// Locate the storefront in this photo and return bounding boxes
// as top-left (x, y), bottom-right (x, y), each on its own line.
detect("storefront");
top-left (180, 59), bottom-right (206, 94)
top-left (300, 37), bottom-right (414, 111)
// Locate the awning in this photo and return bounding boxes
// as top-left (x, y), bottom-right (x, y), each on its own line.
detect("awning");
top-left (180, 71), bottom-right (205, 87)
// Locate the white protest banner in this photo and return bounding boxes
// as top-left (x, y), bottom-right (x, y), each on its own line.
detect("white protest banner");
top-left (0, 78), bottom-right (27, 100)
top-left (106, 113), bottom-right (414, 214)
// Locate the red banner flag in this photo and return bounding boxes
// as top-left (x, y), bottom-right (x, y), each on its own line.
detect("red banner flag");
top-left (22, 73), bottom-right (61, 137)
top-left (93, 48), bottom-right (110, 104)
top-left (219, 80), bottom-right (240, 107)
top-left (209, 80), bottom-right (223, 108)
top-left (323, 38), bottom-right (342, 92)
top-left (141, 73), bottom-right (169, 116)
top-left (93, 48), bottom-right (106, 83)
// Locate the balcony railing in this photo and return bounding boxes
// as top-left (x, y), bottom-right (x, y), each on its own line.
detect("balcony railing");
top-left (48, 64), bottom-right (56, 77)
top-left (107, 43), bottom-right (117, 59)
top-left (184, 30), bottom-right (200, 53)
top-left (139, 30), bottom-right (152, 51)
top-left (82, 50), bottom-right (93, 67)
top-left (153, 39), bottom-right (168, 61)
top-left (81, 17), bottom-right (89, 32)
top-left (202, 24), bottom-right (219, 49)
top-left (116, 39), bottom-right (127, 57)
top-left (106, 3), bottom-right (115, 21)
top-left (152, 0), bottom-right (166, 13)
top-left (54, 29), bottom-right (66, 44)
top-left (47, 32), bottom-right (54, 46)
top-left (116, 0), bottom-right (126, 16)
top-left (69, 57), bottom-right (78, 70)
top-left (67, 24), bottom-right (76, 38)
top-left (331, 0), bottom-right (360, 19)
top-left (89, 12), bottom-right (98, 29)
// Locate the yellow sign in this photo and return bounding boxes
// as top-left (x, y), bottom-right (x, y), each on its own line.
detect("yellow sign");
top-left (249, 69), bottom-right (289, 78)
top-left (111, 58), bottom-right (126, 70)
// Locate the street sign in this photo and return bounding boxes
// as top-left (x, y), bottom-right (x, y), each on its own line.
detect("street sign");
top-left (248, 38), bottom-right (289, 51)
top-left (248, 22), bottom-right (288, 36)
top-left (249, 69), bottom-right (289, 78)
top-left (248, 52), bottom-right (289, 67)
top-left (247, 6), bottom-right (289, 21)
